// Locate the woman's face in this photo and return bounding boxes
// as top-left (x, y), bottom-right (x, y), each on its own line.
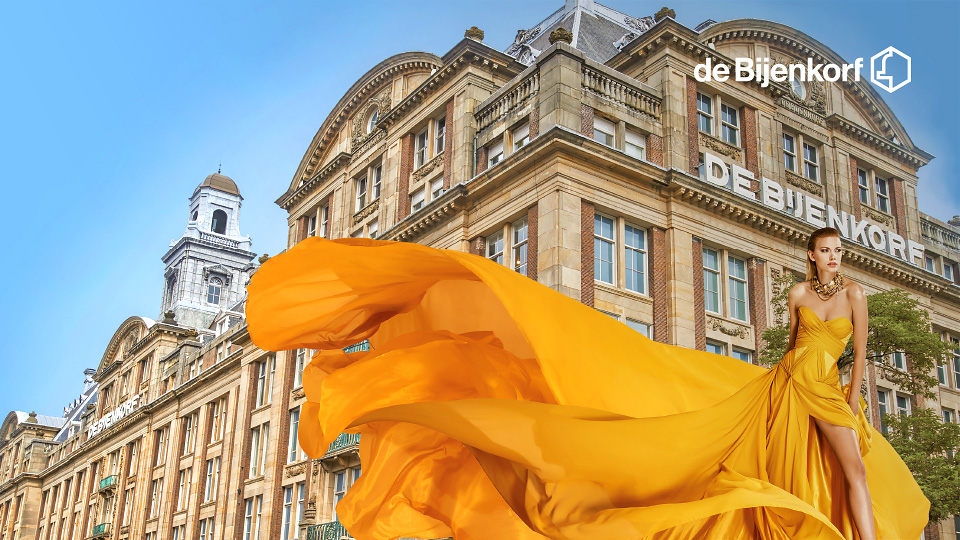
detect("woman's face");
top-left (808, 235), bottom-right (843, 276)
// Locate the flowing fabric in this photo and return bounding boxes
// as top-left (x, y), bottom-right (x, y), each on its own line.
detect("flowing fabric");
top-left (246, 237), bottom-right (929, 540)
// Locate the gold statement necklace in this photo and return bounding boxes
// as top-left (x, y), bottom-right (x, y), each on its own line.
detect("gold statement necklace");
top-left (812, 271), bottom-right (844, 300)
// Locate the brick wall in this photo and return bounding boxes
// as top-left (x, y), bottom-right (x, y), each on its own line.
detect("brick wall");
top-left (296, 216), bottom-right (307, 244)
top-left (470, 236), bottom-right (486, 256)
top-left (269, 353), bottom-right (294, 540)
top-left (692, 236), bottom-right (706, 351)
top-left (580, 201), bottom-right (595, 306)
top-left (398, 133), bottom-right (414, 221)
top-left (527, 205), bottom-right (538, 282)
top-left (580, 104), bottom-right (594, 137)
top-left (891, 178), bottom-right (907, 237)
top-left (686, 77), bottom-right (700, 175)
top-left (866, 363), bottom-right (881, 432)
top-left (747, 258), bottom-right (767, 360)
top-left (647, 134), bottom-right (664, 167)
top-left (849, 157), bottom-right (862, 220)
top-left (742, 106), bottom-right (759, 191)
top-left (442, 101), bottom-right (454, 190)
top-left (475, 146), bottom-right (488, 175)
top-left (651, 227), bottom-right (668, 343)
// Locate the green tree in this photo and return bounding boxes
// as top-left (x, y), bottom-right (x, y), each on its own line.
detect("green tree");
top-left (883, 408), bottom-right (960, 523)
top-left (759, 277), bottom-right (948, 399)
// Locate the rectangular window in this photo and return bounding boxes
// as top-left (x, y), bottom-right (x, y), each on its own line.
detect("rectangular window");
top-left (430, 178), bottom-right (444, 200)
top-left (204, 457), bottom-right (220, 501)
top-left (415, 128), bottom-right (428, 168)
top-left (513, 122), bottom-right (530, 150)
top-left (728, 255), bottom-right (748, 322)
top-left (282, 486), bottom-right (294, 540)
top-left (720, 104), bottom-right (739, 146)
top-left (625, 318), bottom-right (651, 338)
top-left (256, 360), bottom-right (269, 408)
top-left (593, 116), bottom-right (615, 147)
top-left (512, 217), bottom-right (528, 276)
top-left (355, 176), bottom-right (367, 212)
top-left (183, 414), bottom-right (196, 455)
top-left (952, 338), bottom-right (960, 388)
top-left (706, 340), bottom-right (726, 355)
top-left (803, 142), bottom-right (819, 181)
top-left (371, 164), bottom-right (382, 201)
top-left (895, 394), bottom-right (910, 416)
top-left (877, 389), bottom-right (890, 434)
top-left (172, 525), bottom-right (185, 540)
top-left (625, 129), bottom-right (646, 160)
top-left (244, 496), bottom-right (264, 540)
top-left (703, 248), bottom-right (721, 314)
top-left (488, 139), bottom-right (504, 167)
top-left (368, 220), bottom-right (378, 240)
top-left (944, 409), bottom-right (955, 424)
top-left (435, 116), bottom-right (446, 156)
top-left (333, 471), bottom-right (347, 520)
top-left (938, 361), bottom-right (948, 386)
top-left (857, 168), bottom-right (870, 204)
top-left (177, 467), bottom-right (192, 511)
top-left (154, 427), bottom-right (168, 467)
top-left (731, 348), bottom-right (752, 363)
top-left (294, 349), bottom-right (307, 389)
top-left (411, 188), bottom-right (425, 212)
top-left (926, 255), bottom-right (935, 273)
top-left (696, 92), bottom-right (713, 135)
top-left (249, 426), bottom-right (261, 478)
top-left (624, 224), bottom-right (646, 294)
top-left (289, 408), bottom-right (301, 463)
top-left (295, 482), bottom-right (306, 539)
top-left (945, 263), bottom-right (954, 282)
top-left (892, 351), bottom-right (906, 370)
top-left (199, 518), bottom-right (215, 540)
top-left (486, 231), bottom-right (504, 264)
top-left (319, 205), bottom-right (329, 238)
top-left (306, 215), bottom-right (317, 237)
top-left (782, 134), bottom-right (796, 172)
top-left (875, 176), bottom-right (889, 213)
top-left (149, 478), bottom-right (163, 518)
top-left (594, 214), bottom-right (615, 284)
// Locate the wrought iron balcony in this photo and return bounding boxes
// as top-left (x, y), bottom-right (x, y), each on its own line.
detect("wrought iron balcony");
top-left (97, 475), bottom-right (118, 492)
top-left (89, 522), bottom-right (111, 538)
top-left (326, 433), bottom-right (361, 455)
top-left (306, 520), bottom-right (351, 540)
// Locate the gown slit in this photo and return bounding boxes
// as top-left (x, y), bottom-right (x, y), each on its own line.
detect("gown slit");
top-left (246, 238), bottom-right (929, 540)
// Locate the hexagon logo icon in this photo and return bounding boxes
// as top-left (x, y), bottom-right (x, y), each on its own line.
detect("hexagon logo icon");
top-left (870, 46), bottom-right (911, 93)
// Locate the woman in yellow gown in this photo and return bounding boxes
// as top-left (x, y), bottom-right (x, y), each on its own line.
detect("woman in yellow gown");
top-left (245, 227), bottom-right (929, 540)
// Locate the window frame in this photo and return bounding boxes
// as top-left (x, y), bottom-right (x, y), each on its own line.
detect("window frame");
top-left (782, 133), bottom-right (797, 173)
top-left (623, 223), bottom-right (647, 295)
top-left (875, 175), bottom-right (889, 213)
top-left (594, 213), bottom-right (616, 285)
top-left (593, 116), bottom-right (615, 147)
top-left (625, 129), bottom-right (646, 161)
top-left (696, 92), bottom-right (713, 136)
top-left (802, 141), bottom-right (819, 182)
top-left (488, 139), bottom-right (504, 167)
top-left (414, 127), bottom-right (429, 168)
top-left (410, 187), bottom-right (425, 213)
top-left (720, 103), bottom-right (739, 146)
top-left (434, 116), bottom-right (446, 156)
top-left (486, 230), bottom-right (504, 264)
top-left (513, 121), bottom-right (530, 150)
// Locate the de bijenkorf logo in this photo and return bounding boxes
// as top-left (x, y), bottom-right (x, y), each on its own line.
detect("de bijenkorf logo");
top-left (870, 46), bottom-right (911, 93)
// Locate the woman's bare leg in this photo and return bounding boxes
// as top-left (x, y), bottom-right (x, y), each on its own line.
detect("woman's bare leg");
top-left (813, 417), bottom-right (876, 540)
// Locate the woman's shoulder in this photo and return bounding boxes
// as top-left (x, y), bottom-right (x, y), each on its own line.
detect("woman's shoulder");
top-left (788, 281), bottom-right (809, 298)
top-left (843, 278), bottom-right (865, 298)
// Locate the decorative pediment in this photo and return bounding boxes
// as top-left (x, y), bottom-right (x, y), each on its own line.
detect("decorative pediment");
top-left (351, 90), bottom-right (392, 150)
top-left (202, 265), bottom-right (233, 287)
top-left (97, 317), bottom-right (154, 377)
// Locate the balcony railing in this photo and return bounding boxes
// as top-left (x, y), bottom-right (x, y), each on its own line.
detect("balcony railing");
top-left (475, 69), bottom-right (540, 132)
top-left (97, 475), bottom-right (118, 492)
top-left (306, 520), bottom-right (351, 540)
top-left (326, 433), bottom-right (361, 455)
top-left (90, 523), bottom-right (111, 538)
top-left (199, 231), bottom-right (241, 249)
top-left (582, 65), bottom-right (660, 119)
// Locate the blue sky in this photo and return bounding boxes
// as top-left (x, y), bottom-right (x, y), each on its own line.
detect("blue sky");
top-left (1, 0), bottom-right (957, 418)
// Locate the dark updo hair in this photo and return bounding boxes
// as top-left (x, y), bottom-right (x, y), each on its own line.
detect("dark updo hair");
top-left (806, 227), bottom-right (841, 280)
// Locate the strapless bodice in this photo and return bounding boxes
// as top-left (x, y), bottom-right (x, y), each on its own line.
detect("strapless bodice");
top-left (793, 305), bottom-right (853, 359)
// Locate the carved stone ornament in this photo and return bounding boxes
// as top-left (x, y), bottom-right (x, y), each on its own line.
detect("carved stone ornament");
top-left (291, 387), bottom-right (306, 400)
top-left (784, 170), bottom-right (824, 197)
top-left (772, 53), bottom-right (827, 115)
top-left (701, 134), bottom-right (742, 161)
top-left (285, 462), bottom-right (307, 478)
top-left (202, 265), bottom-right (233, 287)
top-left (506, 25), bottom-right (542, 55)
top-left (549, 27), bottom-right (573, 45)
top-left (862, 205), bottom-right (893, 227)
top-left (412, 153), bottom-right (444, 183)
top-left (707, 316), bottom-right (750, 339)
top-left (654, 7), bottom-right (676, 22)
top-left (465, 26), bottom-right (484, 41)
top-left (351, 90), bottom-right (392, 149)
top-left (624, 15), bottom-right (655, 33)
top-left (352, 200), bottom-right (379, 225)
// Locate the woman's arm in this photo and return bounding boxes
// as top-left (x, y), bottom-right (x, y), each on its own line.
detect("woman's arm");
top-left (847, 284), bottom-right (868, 414)
top-left (786, 284), bottom-right (801, 352)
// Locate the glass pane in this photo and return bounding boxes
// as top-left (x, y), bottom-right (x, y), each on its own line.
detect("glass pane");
top-left (703, 248), bottom-right (719, 271)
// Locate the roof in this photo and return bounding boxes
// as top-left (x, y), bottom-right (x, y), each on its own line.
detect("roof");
top-left (195, 172), bottom-right (241, 197)
top-left (13, 411), bottom-right (66, 430)
top-left (504, 0), bottom-right (658, 65)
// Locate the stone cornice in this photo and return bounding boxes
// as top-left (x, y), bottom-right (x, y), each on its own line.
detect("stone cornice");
top-left (827, 114), bottom-right (931, 170)
top-left (666, 173), bottom-right (944, 294)
top-left (377, 39), bottom-right (526, 132)
top-left (278, 152), bottom-right (351, 211)
top-left (381, 186), bottom-right (468, 243)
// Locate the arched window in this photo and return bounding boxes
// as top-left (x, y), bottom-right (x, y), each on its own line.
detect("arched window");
top-left (211, 210), bottom-right (227, 235)
top-left (366, 109), bottom-right (378, 134)
top-left (207, 278), bottom-right (222, 305)
top-left (165, 275), bottom-right (176, 306)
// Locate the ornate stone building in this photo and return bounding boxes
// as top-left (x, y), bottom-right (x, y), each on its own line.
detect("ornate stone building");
top-left (275, 0), bottom-right (958, 538)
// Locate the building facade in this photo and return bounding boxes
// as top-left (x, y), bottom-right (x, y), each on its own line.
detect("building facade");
top-left (1, 2), bottom-right (958, 540)
top-left (276, 0), bottom-right (959, 538)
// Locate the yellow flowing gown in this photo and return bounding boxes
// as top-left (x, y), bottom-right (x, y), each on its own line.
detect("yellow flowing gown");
top-left (246, 237), bottom-right (929, 540)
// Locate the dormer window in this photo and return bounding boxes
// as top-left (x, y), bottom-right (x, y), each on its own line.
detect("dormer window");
top-left (211, 210), bottom-right (227, 235)
top-left (207, 278), bottom-right (222, 305)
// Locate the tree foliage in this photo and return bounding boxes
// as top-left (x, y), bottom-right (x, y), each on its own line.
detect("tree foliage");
top-left (883, 408), bottom-right (960, 523)
top-left (759, 278), bottom-right (948, 399)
